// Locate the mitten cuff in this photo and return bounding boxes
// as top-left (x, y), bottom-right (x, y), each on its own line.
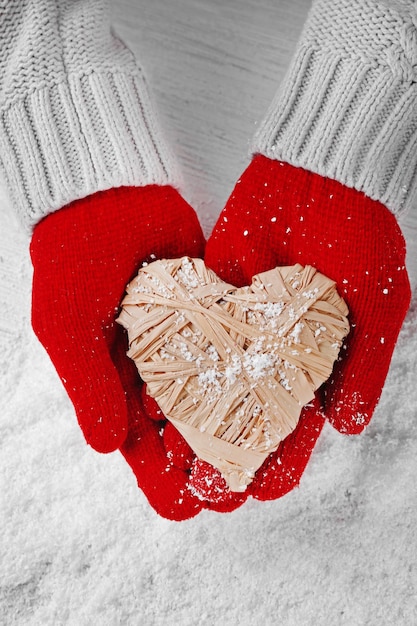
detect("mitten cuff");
top-left (252, 0), bottom-right (417, 218)
top-left (0, 69), bottom-right (181, 231)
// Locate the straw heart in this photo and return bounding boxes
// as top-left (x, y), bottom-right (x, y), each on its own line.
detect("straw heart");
top-left (117, 257), bottom-right (349, 492)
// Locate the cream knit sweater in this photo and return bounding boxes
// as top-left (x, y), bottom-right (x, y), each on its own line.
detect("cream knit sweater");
top-left (0, 0), bottom-right (416, 230)
top-left (253, 0), bottom-right (417, 218)
top-left (0, 0), bottom-right (180, 229)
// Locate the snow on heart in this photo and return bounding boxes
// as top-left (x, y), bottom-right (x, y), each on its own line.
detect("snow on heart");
top-left (117, 257), bottom-right (349, 491)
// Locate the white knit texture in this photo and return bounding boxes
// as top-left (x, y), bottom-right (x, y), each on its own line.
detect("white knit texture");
top-left (0, 0), bottom-right (181, 230)
top-left (253, 0), bottom-right (417, 217)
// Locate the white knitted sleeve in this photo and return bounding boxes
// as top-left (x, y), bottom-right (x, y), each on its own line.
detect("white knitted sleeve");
top-left (0, 0), bottom-right (181, 230)
top-left (253, 0), bottom-right (417, 218)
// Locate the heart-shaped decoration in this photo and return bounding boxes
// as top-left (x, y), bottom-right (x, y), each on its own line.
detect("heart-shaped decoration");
top-left (118, 258), bottom-right (349, 491)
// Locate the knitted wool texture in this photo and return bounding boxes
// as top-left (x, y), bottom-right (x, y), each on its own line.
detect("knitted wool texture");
top-left (31, 184), bottom-right (242, 521)
top-left (253, 0), bottom-right (417, 217)
top-left (30, 185), bottom-right (206, 454)
top-left (193, 155), bottom-right (411, 503)
top-left (0, 0), bottom-right (179, 229)
top-left (205, 156), bottom-right (411, 437)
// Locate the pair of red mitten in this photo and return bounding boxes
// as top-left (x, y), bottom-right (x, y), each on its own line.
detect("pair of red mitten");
top-left (30, 154), bottom-right (411, 520)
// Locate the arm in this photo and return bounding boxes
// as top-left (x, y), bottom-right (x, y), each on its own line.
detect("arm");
top-left (0, 0), bottom-right (180, 228)
top-left (0, 0), bottom-right (208, 520)
top-left (202, 0), bottom-right (414, 500)
top-left (254, 0), bottom-right (417, 218)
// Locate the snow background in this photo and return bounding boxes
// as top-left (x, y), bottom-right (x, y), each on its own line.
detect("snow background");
top-left (1, 1), bottom-right (417, 624)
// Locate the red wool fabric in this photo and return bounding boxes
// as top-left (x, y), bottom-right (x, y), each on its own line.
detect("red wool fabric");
top-left (205, 155), bottom-right (411, 438)
top-left (30, 185), bottom-right (210, 520)
top-left (168, 155), bottom-right (410, 505)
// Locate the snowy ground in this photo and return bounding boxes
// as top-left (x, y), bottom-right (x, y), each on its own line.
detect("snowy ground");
top-left (1, 1), bottom-right (417, 624)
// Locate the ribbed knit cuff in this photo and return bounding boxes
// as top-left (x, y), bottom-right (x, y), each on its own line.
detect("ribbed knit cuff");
top-left (252, 1), bottom-right (417, 218)
top-left (0, 69), bottom-right (181, 231)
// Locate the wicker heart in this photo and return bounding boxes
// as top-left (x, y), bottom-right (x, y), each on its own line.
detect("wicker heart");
top-left (118, 258), bottom-right (349, 491)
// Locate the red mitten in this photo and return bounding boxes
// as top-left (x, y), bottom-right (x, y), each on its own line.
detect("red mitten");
top-left (202, 155), bottom-right (411, 498)
top-left (142, 388), bottom-right (249, 514)
top-left (30, 184), bottom-right (208, 520)
top-left (248, 398), bottom-right (325, 501)
top-left (207, 156), bottom-right (411, 433)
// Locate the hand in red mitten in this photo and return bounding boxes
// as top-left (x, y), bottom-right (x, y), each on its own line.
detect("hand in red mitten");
top-left (203, 156), bottom-right (411, 499)
top-left (30, 185), bottom-right (209, 520)
top-left (141, 386), bottom-right (250, 514)
top-left (189, 398), bottom-right (325, 503)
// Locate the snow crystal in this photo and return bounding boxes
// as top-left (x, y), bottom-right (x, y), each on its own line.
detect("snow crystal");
top-left (225, 354), bottom-right (242, 385)
top-left (180, 342), bottom-right (195, 362)
top-left (206, 345), bottom-right (220, 362)
top-left (198, 368), bottom-right (222, 396)
top-left (301, 288), bottom-right (319, 299)
top-left (176, 257), bottom-right (201, 289)
top-left (254, 301), bottom-right (285, 319)
top-left (243, 351), bottom-right (275, 380)
top-left (289, 322), bottom-right (304, 344)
